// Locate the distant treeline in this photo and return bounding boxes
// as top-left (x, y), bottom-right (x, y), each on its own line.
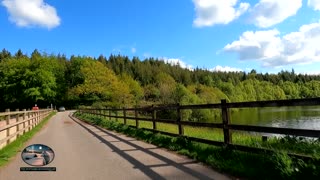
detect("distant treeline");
top-left (1, 48), bottom-right (320, 112)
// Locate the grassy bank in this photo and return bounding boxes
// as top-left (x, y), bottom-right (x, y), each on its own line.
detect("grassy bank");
top-left (75, 112), bottom-right (320, 179)
top-left (0, 112), bottom-right (56, 167)
top-left (87, 112), bottom-right (320, 156)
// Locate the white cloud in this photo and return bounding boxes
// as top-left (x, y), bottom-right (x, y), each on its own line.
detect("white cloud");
top-left (112, 48), bottom-right (121, 53)
top-left (157, 57), bottom-right (244, 72)
top-left (143, 53), bottom-right (151, 58)
top-left (210, 65), bottom-right (243, 72)
top-left (2, 0), bottom-right (60, 29)
top-left (224, 21), bottom-right (320, 68)
top-left (296, 70), bottom-right (320, 75)
top-left (193, 0), bottom-right (250, 27)
top-left (308, 0), bottom-right (320, 10)
top-left (161, 57), bottom-right (193, 70)
top-left (250, 0), bottom-right (302, 28)
top-left (131, 47), bottom-right (136, 54)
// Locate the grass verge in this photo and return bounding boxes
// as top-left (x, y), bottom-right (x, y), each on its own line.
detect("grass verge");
top-left (0, 112), bottom-right (56, 167)
top-left (74, 112), bottom-right (320, 179)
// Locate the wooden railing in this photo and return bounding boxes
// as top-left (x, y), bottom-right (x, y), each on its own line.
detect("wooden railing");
top-left (78, 98), bottom-right (320, 159)
top-left (0, 109), bottom-right (52, 149)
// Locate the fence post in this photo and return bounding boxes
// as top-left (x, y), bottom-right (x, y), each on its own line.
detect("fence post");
top-left (23, 109), bottom-right (26, 134)
top-left (221, 99), bottom-right (232, 145)
top-left (123, 107), bottom-right (127, 125)
top-left (135, 108), bottom-right (139, 128)
top-left (34, 111), bottom-right (37, 127)
top-left (5, 109), bottom-right (10, 145)
top-left (37, 110), bottom-right (39, 125)
top-left (116, 109), bottom-right (118, 122)
top-left (35, 110), bottom-right (37, 125)
top-left (109, 109), bottom-right (111, 121)
top-left (152, 105), bottom-right (157, 130)
top-left (15, 109), bottom-right (20, 138)
top-left (35, 111), bottom-right (37, 125)
top-left (30, 111), bottom-right (33, 128)
top-left (177, 103), bottom-right (183, 135)
top-left (33, 110), bottom-right (36, 125)
top-left (28, 109), bottom-right (31, 131)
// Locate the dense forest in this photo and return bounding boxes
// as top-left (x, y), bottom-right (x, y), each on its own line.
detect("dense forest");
top-left (1, 48), bottom-right (320, 113)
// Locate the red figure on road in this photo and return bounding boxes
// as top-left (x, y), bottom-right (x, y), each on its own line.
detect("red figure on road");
top-left (32, 104), bottom-right (39, 110)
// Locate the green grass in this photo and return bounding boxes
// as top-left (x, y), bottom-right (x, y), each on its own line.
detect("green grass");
top-left (75, 112), bottom-right (320, 179)
top-left (87, 112), bottom-right (320, 156)
top-left (0, 112), bottom-right (56, 167)
top-left (96, 112), bottom-right (320, 156)
top-left (184, 126), bottom-right (320, 156)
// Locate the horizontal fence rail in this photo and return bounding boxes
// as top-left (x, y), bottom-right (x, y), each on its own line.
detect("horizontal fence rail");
top-left (77, 98), bottom-right (320, 160)
top-left (0, 109), bottom-right (52, 149)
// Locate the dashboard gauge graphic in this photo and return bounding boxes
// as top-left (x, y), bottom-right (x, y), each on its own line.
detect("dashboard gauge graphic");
top-left (21, 144), bottom-right (55, 166)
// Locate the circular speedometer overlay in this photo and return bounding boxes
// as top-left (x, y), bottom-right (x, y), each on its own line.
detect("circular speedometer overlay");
top-left (21, 144), bottom-right (55, 166)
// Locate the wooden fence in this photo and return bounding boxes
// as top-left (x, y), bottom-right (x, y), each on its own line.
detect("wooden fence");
top-left (78, 98), bottom-right (320, 159)
top-left (0, 109), bottom-right (52, 149)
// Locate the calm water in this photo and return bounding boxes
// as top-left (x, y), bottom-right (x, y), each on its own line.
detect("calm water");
top-left (230, 106), bottom-right (320, 130)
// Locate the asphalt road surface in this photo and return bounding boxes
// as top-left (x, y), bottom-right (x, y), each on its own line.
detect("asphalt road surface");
top-left (0, 111), bottom-right (232, 180)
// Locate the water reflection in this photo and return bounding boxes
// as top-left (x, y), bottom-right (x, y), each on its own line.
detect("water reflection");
top-left (230, 106), bottom-right (320, 130)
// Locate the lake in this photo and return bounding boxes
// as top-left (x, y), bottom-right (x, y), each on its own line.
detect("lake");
top-left (230, 106), bottom-right (320, 130)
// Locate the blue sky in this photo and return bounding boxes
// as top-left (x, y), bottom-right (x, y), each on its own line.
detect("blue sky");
top-left (1, 0), bottom-right (320, 74)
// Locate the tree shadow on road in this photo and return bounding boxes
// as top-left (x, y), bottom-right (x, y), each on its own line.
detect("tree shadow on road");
top-left (70, 114), bottom-right (217, 180)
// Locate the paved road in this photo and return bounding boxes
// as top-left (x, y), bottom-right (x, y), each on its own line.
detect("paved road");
top-left (0, 111), bottom-right (232, 180)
